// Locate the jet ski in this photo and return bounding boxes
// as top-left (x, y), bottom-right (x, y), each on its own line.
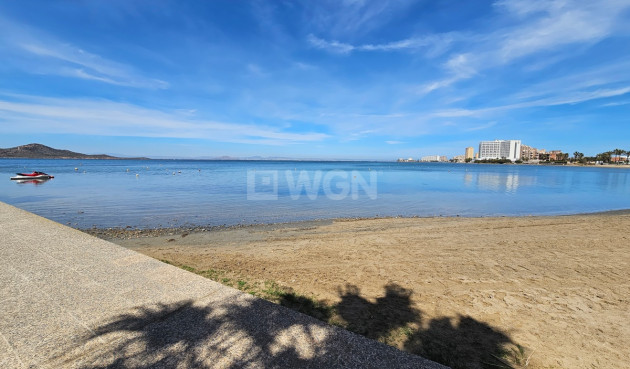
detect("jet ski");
top-left (10, 171), bottom-right (55, 180)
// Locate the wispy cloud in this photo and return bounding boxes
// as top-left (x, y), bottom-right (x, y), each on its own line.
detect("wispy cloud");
top-left (385, 140), bottom-right (405, 144)
top-left (429, 86), bottom-right (630, 118)
top-left (601, 100), bottom-right (630, 107)
top-left (414, 53), bottom-right (478, 96)
top-left (509, 59), bottom-right (630, 101)
top-left (495, 0), bottom-right (626, 63)
top-left (465, 121), bottom-right (498, 132)
top-left (305, 0), bottom-right (416, 38)
top-left (0, 17), bottom-right (168, 89)
top-left (246, 63), bottom-right (268, 77)
top-left (308, 34), bottom-right (455, 56)
top-left (414, 0), bottom-right (630, 95)
top-left (0, 94), bottom-right (328, 145)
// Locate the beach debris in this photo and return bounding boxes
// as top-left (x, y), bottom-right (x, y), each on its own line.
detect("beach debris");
top-left (490, 345), bottom-right (535, 369)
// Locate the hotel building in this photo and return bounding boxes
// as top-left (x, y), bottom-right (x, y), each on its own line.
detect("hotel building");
top-left (478, 140), bottom-right (521, 161)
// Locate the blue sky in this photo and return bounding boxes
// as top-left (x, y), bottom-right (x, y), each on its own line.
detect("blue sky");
top-left (0, 0), bottom-right (629, 159)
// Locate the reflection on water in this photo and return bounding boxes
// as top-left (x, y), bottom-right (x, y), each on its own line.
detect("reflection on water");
top-left (476, 173), bottom-right (520, 193)
top-left (13, 178), bottom-right (52, 186)
top-left (1, 159), bottom-right (630, 228)
top-left (463, 173), bottom-right (473, 186)
top-left (473, 172), bottom-right (539, 193)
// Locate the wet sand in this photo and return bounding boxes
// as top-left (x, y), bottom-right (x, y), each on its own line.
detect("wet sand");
top-left (101, 214), bottom-right (630, 368)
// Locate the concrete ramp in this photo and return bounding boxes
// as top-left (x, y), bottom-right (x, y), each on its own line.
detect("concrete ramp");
top-left (0, 202), bottom-right (445, 369)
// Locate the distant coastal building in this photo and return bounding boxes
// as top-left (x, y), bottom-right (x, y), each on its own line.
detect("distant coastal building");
top-left (538, 150), bottom-right (567, 161)
top-left (520, 145), bottom-right (541, 161)
top-left (397, 158), bottom-right (416, 162)
top-left (420, 155), bottom-right (448, 162)
top-left (478, 140), bottom-right (521, 161)
top-left (465, 147), bottom-right (474, 160)
top-left (452, 155), bottom-right (466, 163)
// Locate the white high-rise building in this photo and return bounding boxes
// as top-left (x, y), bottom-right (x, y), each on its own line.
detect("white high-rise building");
top-left (420, 155), bottom-right (440, 162)
top-left (478, 140), bottom-right (521, 161)
top-left (420, 155), bottom-right (448, 162)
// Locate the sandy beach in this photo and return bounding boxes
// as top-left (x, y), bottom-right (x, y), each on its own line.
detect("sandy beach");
top-left (100, 214), bottom-right (630, 368)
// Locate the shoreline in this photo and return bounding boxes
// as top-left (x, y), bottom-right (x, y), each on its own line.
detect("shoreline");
top-left (3, 156), bottom-right (630, 166)
top-left (82, 208), bottom-right (630, 239)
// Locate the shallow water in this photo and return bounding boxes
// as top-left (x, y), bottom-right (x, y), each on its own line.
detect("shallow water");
top-left (1, 159), bottom-right (629, 228)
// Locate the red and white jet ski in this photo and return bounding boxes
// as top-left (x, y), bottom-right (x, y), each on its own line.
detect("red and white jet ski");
top-left (10, 171), bottom-right (55, 180)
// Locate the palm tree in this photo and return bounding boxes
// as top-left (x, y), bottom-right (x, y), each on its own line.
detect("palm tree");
top-left (597, 152), bottom-right (612, 163)
top-left (613, 149), bottom-right (624, 164)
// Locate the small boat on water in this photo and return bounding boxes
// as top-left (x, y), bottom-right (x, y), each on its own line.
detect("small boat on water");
top-left (10, 171), bottom-right (55, 180)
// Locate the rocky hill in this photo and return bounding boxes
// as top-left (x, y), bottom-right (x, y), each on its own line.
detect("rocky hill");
top-left (0, 143), bottom-right (143, 159)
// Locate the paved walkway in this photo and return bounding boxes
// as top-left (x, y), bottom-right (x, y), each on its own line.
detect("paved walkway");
top-left (0, 202), bottom-right (446, 369)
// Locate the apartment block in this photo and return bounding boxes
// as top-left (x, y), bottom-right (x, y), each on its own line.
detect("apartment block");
top-left (465, 147), bottom-right (474, 160)
top-left (478, 140), bottom-right (521, 161)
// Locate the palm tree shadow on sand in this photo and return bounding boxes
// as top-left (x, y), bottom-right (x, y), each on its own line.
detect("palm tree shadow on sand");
top-left (55, 293), bottom-right (437, 369)
top-left (333, 283), bottom-right (526, 369)
top-left (69, 298), bottom-right (338, 369)
top-left (59, 284), bottom-right (527, 369)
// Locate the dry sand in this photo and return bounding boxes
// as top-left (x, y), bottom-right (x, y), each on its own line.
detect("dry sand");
top-left (107, 214), bottom-right (630, 368)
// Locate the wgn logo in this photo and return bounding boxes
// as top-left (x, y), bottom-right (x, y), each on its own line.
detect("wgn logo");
top-left (247, 170), bottom-right (377, 200)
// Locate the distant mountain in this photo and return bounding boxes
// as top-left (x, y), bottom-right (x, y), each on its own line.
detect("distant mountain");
top-left (0, 143), bottom-right (147, 159)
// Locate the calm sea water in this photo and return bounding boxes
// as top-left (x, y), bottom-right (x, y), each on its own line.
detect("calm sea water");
top-left (1, 159), bottom-right (629, 228)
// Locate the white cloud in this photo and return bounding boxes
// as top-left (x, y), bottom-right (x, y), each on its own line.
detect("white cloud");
top-left (444, 54), bottom-right (477, 78)
top-left (306, 0), bottom-right (416, 38)
top-left (415, 78), bottom-right (459, 96)
top-left (494, 0), bottom-right (567, 18)
top-left (601, 100), bottom-right (630, 107)
top-left (510, 59), bottom-right (630, 101)
top-left (414, 0), bottom-right (630, 95)
top-left (428, 85), bottom-right (630, 118)
top-left (493, 0), bottom-right (629, 63)
top-left (530, 86), bottom-right (630, 106)
top-left (0, 17), bottom-right (168, 89)
top-left (465, 121), bottom-right (498, 132)
top-left (497, 2), bottom-right (620, 62)
top-left (0, 94), bottom-right (328, 145)
top-left (308, 33), bottom-right (455, 56)
top-left (385, 140), bottom-right (404, 144)
top-left (246, 63), bottom-right (268, 77)
top-left (307, 35), bottom-right (355, 54)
